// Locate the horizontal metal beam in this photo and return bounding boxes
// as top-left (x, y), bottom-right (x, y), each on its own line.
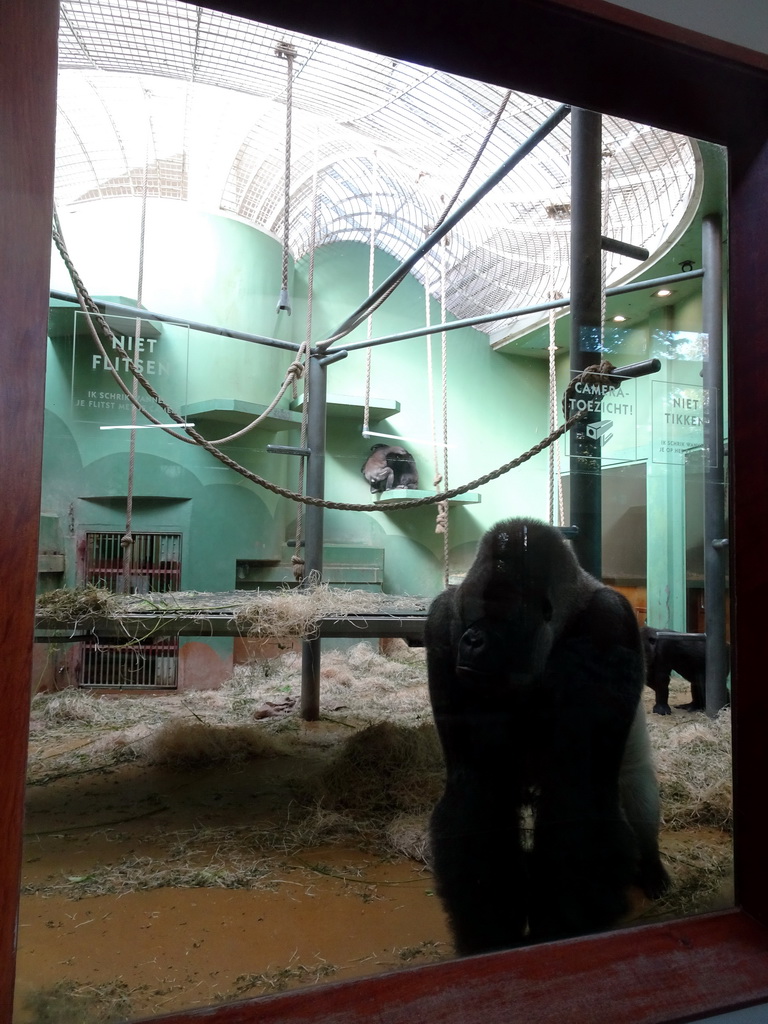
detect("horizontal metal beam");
top-left (605, 267), bottom-right (704, 297)
top-left (52, 266), bottom-right (705, 360)
top-left (50, 290), bottom-right (302, 353)
top-left (266, 445), bottom-right (311, 456)
top-left (341, 268), bottom-right (707, 352)
top-left (601, 235), bottom-right (649, 261)
top-left (611, 357), bottom-right (661, 378)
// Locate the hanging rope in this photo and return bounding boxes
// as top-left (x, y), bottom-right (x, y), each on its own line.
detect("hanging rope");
top-left (121, 99), bottom-right (152, 593)
top-left (546, 214), bottom-right (565, 528)
top-left (435, 240), bottom-right (450, 588)
top-left (276, 40), bottom-right (297, 315)
top-left (432, 89), bottom-right (512, 232)
top-left (292, 132), bottom-right (321, 582)
top-left (422, 89), bottom-right (513, 578)
top-left (424, 254), bottom-right (441, 486)
top-left (362, 151), bottom-right (378, 439)
top-left (321, 88), bottom-right (515, 350)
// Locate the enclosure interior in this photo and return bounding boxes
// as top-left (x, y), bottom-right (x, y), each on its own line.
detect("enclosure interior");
top-left (18, 0), bottom-right (733, 1021)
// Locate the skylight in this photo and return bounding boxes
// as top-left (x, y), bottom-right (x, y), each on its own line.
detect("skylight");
top-left (55, 0), bottom-right (699, 337)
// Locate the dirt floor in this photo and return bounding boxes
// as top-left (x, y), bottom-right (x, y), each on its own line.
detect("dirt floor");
top-left (13, 644), bottom-right (733, 1023)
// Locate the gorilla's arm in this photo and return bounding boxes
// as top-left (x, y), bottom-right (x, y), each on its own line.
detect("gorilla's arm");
top-left (426, 586), bottom-right (531, 951)
top-left (619, 704), bottom-right (670, 898)
top-left (528, 586), bottom-right (651, 940)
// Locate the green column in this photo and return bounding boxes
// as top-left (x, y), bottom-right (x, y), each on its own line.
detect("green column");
top-left (646, 460), bottom-right (687, 630)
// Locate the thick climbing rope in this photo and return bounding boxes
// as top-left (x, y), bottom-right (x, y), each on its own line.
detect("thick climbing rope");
top-left (561, 360), bottom-right (617, 418)
top-left (276, 40), bottom-right (297, 315)
top-left (52, 214), bottom-right (606, 514)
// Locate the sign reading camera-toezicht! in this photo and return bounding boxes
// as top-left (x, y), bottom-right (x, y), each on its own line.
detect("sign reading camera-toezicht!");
top-left (563, 373), bottom-right (637, 465)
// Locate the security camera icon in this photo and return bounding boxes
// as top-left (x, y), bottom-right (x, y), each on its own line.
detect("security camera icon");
top-left (586, 419), bottom-right (614, 446)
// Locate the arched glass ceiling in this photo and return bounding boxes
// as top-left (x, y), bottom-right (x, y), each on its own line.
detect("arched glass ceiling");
top-left (55, 0), bottom-right (699, 340)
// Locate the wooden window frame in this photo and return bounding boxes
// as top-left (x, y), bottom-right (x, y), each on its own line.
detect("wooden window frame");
top-left (4, 0), bottom-right (768, 1021)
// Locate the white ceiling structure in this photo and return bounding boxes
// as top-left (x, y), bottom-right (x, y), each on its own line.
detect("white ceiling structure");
top-left (55, 0), bottom-right (699, 344)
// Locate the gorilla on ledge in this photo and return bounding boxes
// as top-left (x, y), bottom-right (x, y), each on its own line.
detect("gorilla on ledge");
top-left (361, 443), bottom-right (419, 493)
top-left (424, 518), bottom-right (669, 954)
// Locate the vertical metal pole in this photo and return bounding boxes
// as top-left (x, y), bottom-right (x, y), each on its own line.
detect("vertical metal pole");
top-left (702, 214), bottom-right (729, 715)
top-left (300, 350), bottom-right (327, 720)
top-left (568, 108), bottom-right (603, 577)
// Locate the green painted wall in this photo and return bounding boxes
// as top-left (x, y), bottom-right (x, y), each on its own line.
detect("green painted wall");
top-left (41, 197), bottom-right (720, 684)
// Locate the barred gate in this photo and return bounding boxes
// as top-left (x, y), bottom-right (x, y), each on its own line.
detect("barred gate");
top-left (79, 531), bottom-right (181, 690)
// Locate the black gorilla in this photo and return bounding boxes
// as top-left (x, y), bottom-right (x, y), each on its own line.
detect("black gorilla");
top-left (425, 518), bottom-right (668, 954)
top-left (641, 626), bottom-right (729, 715)
top-left (361, 443), bottom-right (419, 493)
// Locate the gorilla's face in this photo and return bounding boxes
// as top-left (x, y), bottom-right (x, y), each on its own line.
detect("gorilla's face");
top-left (456, 597), bottom-right (555, 684)
top-left (454, 519), bottom-right (581, 685)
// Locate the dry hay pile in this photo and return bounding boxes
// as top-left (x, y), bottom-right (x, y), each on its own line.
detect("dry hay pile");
top-left (36, 584), bottom-right (116, 621)
top-left (313, 722), bottom-right (443, 818)
top-left (145, 720), bottom-right (289, 767)
top-left (300, 721), bottom-right (444, 861)
top-left (651, 710), bottom-right (732, 832)
top-left (645, 700), bottom-right (733, 919)
top-left (26, 642), bottom-right (438, 891)
top-left (233, 585), bottom-right (428, 638)
top-left (22, 978), bottom-right (132, 1024)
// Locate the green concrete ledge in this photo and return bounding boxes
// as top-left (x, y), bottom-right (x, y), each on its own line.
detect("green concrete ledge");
top-left (376, 488), bottom-right (481, 505)
top-left (182, 398), bottom-right (303, 431)
top-left (291, 392), bottom-right (400, 421)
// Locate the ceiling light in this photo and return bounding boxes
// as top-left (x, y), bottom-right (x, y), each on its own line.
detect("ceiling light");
top-left (656, 288), bottom-right (672, 297)
top-left (612, 314), bottom-right (628, 323)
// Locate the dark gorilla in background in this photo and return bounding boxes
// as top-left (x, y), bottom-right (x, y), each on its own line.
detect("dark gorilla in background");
top-left (641, 626), bottom-right (729, 715)
top-left (361, 443), bottom-right (419, 492)
top-left (425, 518), bottom-right (668, 955)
